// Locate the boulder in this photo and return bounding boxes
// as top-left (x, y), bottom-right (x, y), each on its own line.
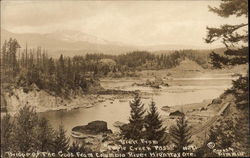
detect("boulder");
top-left (169, 110), bottom-right (184, 117)
top-left (72, 120), bottom-right (112, 135)
top-left (87, 121), bottom-right (108, 132)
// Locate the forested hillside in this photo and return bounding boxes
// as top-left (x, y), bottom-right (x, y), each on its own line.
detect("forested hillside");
top-left (1, 38), bottom-right (215, 95)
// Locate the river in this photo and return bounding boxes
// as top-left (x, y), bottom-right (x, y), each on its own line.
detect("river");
top-left (40, 73), bottom-right (236, 137)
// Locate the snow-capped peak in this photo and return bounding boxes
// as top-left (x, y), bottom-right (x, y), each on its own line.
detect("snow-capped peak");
top-left (45, 30), bottom-right (109, 45)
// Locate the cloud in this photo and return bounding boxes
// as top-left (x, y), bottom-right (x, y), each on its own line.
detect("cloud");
top-left (1, 0), bottom-right (247, 46)
top-left (1, 1), bottom-right (95, 27)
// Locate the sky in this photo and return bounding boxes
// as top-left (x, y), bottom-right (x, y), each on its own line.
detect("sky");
top-left (1, 0), bottom-right (248, 47)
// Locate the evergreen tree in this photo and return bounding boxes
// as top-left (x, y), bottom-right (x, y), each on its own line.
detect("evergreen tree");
top-left (230, 75), bottom-right (248, 109)
top-left (0, 106), bottom-right (72, 155)
top-left (209, 52), bottom-right (224, 69)
top-left (209, 120), bottom-right (234, 149)
top-left (195, 127), bottom-right (220, 157)
top-left (205, 0), bottom-right (248, 68)
top-left (26, 64), bottom-right (41, 88)
top-left (13, 106), bottom-right (39, 152)
top-left (8, 38), bottom-right (21, 77)
top-left (200, 111), bottom-right (249, 156)
top-left (1, 113), bottom-right (14, 155)
top-left (35, 117), bottom-right (55, 152)
top-left (47, 57), bottom-right (55, 75)
top-left (170, 115), bottom-right (193, 158)
top-left (204, 1), bottom-right (249, 155)
top-left (1, 38), bottom-right (20, 80)
top-left (120, 94), bottom-right (145, 140)
top-left (24, 43), bottom-right (28, 68)
top-left (144, 100), bottom-right (166, 144)
top-left (233, 114), bottom-right (250, 155)
top-left (68, 141), bottom-right (87, 155)
top-left (28, 50), bottom-right (35, 68)
top-left (56, 54), bottom-right (65, 86)
top-left (66, 58), bottom-right (73, 87)
top-left (53, 124), bottom-right (69, 153)
top-left (196, 118), bottom-right (240, 157)
top-left (1, 40), bottom-right (7, 69)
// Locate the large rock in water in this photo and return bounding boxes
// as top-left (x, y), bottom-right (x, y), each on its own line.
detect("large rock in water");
top-left (87, 121), bottom-right (108, 132)
top-left (169, 110), bottom-right (184, 117)
top-left (72, 120), bottom-right (112, 135)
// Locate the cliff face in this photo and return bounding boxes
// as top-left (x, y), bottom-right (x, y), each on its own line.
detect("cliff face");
top-left (1, 82), bottom-right (105, 113)
top-left (3, 88), bottom-right (72, 113)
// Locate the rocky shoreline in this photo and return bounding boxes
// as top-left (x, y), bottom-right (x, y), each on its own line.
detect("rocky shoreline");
top-left (132, 77), bottom-right (169, 89)
top-left (1, 84), bottom-right (140, 115)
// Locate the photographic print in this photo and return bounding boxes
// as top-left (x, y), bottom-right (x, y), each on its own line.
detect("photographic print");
top-left (0, 0), bottom-right (249, 157)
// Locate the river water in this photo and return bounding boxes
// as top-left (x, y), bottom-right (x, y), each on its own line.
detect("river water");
top-left (40, 73), bottom-right (235, 137)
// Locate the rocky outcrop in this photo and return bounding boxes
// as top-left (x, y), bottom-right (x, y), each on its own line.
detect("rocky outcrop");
top-left (169, 110), bottom-right (184, 116)
top-left (72, 120), bottom-right (112, 135)
top-left (132, 78), bottom-right (169, 89)
top-left (1, 85), bottom-right (110, 113)
top-left (71, 121), bottom-right (120, 152)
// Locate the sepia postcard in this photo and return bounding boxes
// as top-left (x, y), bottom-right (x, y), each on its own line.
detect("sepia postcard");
top-left (0, 0), bottom-right (249, 157)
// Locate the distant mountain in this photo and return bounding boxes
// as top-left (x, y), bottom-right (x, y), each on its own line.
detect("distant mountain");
top-left (1, 29), bottom-right (139, 57)
top-left (1, 28), bottom-right (223, 57)
top-left (44, 30), bottom-right (110, 45)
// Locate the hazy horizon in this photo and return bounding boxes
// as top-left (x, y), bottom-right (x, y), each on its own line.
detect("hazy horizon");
top-left (1, 0), bottom-right (247, 48)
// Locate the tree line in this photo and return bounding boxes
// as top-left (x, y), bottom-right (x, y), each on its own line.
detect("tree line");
top-left (119, 94), bottom-right (193, 157)
top-left (2, 93), bottom-right (247, 157)
top-left (1, 38), bottom-right (210, 96)
top-left (1, 39), bottom-right (101, 96)
top-left (84, 50), bottom-right (210, 70)
top-left (119, 92), bottom-right (249, 157)
top-left (1, 106), bottom-right (87, 158)
top-left (1, 95), bottom-right (194, 158)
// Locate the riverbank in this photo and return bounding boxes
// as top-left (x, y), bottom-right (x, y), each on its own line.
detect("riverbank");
top-left (11, 67), bottom-right (240, 146)
top-left (159, 99), bottom-right (213, 135)
top-left (161, 91), bottom-right (236, 147)
top-left (2, 62), bottom-right (245, 115)
top-left (68, 91), bottom-right (236, 151)
top-left (1, 83), bottom-right (141, 115)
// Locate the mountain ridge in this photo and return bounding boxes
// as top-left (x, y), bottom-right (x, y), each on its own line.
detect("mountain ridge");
top-left (1, 28), bottom-right (223, 57)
